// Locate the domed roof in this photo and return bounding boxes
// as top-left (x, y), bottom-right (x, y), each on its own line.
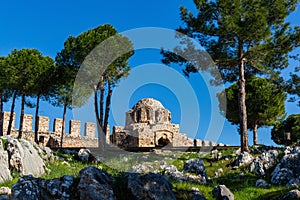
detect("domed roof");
top-left (132, 98), bottom-right (164, 110)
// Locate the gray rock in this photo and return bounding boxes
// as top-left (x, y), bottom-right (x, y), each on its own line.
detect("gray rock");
top-left (250, 150), bottom-right (278, 176)
top-left (283, 189), bottom-right (300, 200)
top-left (271, 168), bottom-right (294, 185)
top-left (6, 137), bottom-right (46, 176)
top-left (235, 152), bottom-right (253, 167)
top-left (183, 158), bottom-right (207, 176)
top-left (284, 146), bottom-right (292, 155)
top-left (12, 175), bottom-right (74, 200)
top-left (286, 178), bottom-right (300, 189)
top-left (127, 173), bottom-right (176, 200)
top-left (78, 148), bottom-right (91, 162)
top-left (292, 146), bottom-right (300, 154)
top-left (130, 162), bottom-right (154, 174)
top-left (215, 168), bottom-right (223, 178)
top-left (0, 187), bottom-right (11, 195)
top-left (255, 179), bottom-right (271, 188)
top-left (0, 195), bottom-right (9, 200)
top-left (77, 166), bottom-right (115, 200)
top-left (212, 185), bottom-right (234, 200)
top-left (189, 187), bottom-right (206, 200)
top-left (182, 158), bottom-right (207, 184)
top-left (271, 152), bottom-right (300, 185)
top-left (33, 143), bottom-right (55, 162)
top-left (0, 147), bottom-right (12, 183)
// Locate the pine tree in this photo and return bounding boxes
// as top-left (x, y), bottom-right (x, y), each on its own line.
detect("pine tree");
top-left (218, 76), bottom-right (286, 145)
top-left (162, 0), bottom-right (300, 152)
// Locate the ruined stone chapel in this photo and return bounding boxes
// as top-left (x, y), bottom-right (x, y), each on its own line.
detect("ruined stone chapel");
top-left (111, 98), bottom-right (198, 148)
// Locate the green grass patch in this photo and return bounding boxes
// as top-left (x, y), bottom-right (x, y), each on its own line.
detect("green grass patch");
top-left (1, 138), bottom-right (7, 149)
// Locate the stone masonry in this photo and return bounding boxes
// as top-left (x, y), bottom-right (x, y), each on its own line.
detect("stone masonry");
top-left (112, 98), bottom-right (213, 148)
top-left (37, 116), bottom-right (49, 133)
top-left (1, 98), bottom-right (219, 149)
top-left (2, 112), bottom-right (16, 133)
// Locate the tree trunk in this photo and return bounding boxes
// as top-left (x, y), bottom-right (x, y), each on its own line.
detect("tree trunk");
top-left (253, 123), bottom-right (258, 146)
top-left (238, 42), bottom-right (249, 153)
top-left (7, 91), bottom-right (17, 135)
top-left (60, 103), bottom-right (67, 148)
top-left (18, 91), bottom-right (25, 139)
top-left (34, 94), bottom-right (40, 144)
top-left (99, 77), bottom-right (104, 128)
top-left (93, 85), bottom-right (101, 127)
top-left (0, 90), bottom-right (3, 136)
top-left (103, 82), bottom-right (112, 137)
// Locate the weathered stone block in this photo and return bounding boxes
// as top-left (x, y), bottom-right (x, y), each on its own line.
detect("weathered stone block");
top-left (106, 125), bottom-right (110, 144)
top-left (53, 118), bottom-right (63, 133)
top-left (37, 116), bottom-right (49, 133)
top-left (69, 120), bottom-right (80, 137)
top-left (202, 140), bottom-right (210, 147)
top-left (84, 122), bottom-right (96, 138)
top-left (22, 114), bottom-right (33, 132)
top-left (2, 112), bottom-right (16, 134)
top-left (196, 139), bottom-right (202, 147)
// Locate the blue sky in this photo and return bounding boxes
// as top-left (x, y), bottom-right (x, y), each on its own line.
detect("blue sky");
top-left (1, 0), bottom-right (299, 146)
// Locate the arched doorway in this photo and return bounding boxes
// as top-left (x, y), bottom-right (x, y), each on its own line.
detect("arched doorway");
top-left (157, 134), bottom-right (171, 147)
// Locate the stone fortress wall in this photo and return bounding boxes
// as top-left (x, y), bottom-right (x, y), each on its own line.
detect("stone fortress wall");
top-left (1, 112), bottom-right (99, 148)
top-left (1, 98), bottom-right (223, 149)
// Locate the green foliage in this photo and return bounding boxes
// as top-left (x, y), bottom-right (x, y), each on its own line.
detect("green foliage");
top-left (6, 49), bottom-right (54, 94)
top-left (218, 76), bottom-right (286, 140)
top-left (162, 0), bottom-right (300, 151)
top-left (287, 67), bottom-right (300, 106)
top-left (271, 114), bottom-right (300, 145)
top-left (1, 138), bottom-right (7, 149)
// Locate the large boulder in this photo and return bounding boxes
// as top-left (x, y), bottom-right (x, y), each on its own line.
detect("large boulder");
top-left (5, 137), bottom-right (46, 176)
top-left (212, 185), bottom-right (234, 200)
top-left (250, 150), bottom-right (278, 176)
top-left (235, 152), bottom-right (253, 167)
top-left (189, 187), bottom-right (206, 200)
top-left (78, 148), bottom-right (91, 162)
top-left (182, 158), bottom-right (207, 183)
top-left (77, 166), bottom-right (115, 200)
top-left (286, 178), bottom-right (300, 189)
top-left (271, 152), bottom-right (300, 185)
top-left (127, 173), bottom-right (176, 200)
top-left (283, 189), bottom-right (300, 200)
top-left (11, 175), bottom-right (74, 200)
top-left (183, 158), bottom-right (206, 176)
top-left (255, 179), bottom-right (271, 188)
top-left (0, 140), bottom-right (12, 183)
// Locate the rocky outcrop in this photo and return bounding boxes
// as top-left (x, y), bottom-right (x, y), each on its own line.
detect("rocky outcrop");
top-left (0, 136), bottom-right (54, 183)
top-left (78, 148), bottom-right (91, 162)
top-left (283, 189), bottom-right (300, 200)
top-left (255, 179), bottom-right (271, 188)
top-left (127, 173), bottom-right (176, 200)
top-left (0, 140), bottom-right (12, 183)
top-left (271, 149), bottom-right (300, 185)
top-left (130, 158), bottom-right (208, 184)
top-left (250, 150), bottom-right (278, 176)
top-left (0, 187), bottom-right (11, 196)
top-left (12, 175), bottom-right (74, 200)
top-left (183, 158), bottom-right (206, 175)
top-left (212, 185), bottom-right (234, 200)
top-left (7, 138), bottom-right (46, 176)
top-left (11, 166), bottom-right (178, 200)
top-left (234, 152), bottom-right (253, 167)
top-left (77, 166), bottom-right (115, 200)
top-left (287, 178), bottom-right (300, 189)
top-left (189, 187), bottom-right (206, 200)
